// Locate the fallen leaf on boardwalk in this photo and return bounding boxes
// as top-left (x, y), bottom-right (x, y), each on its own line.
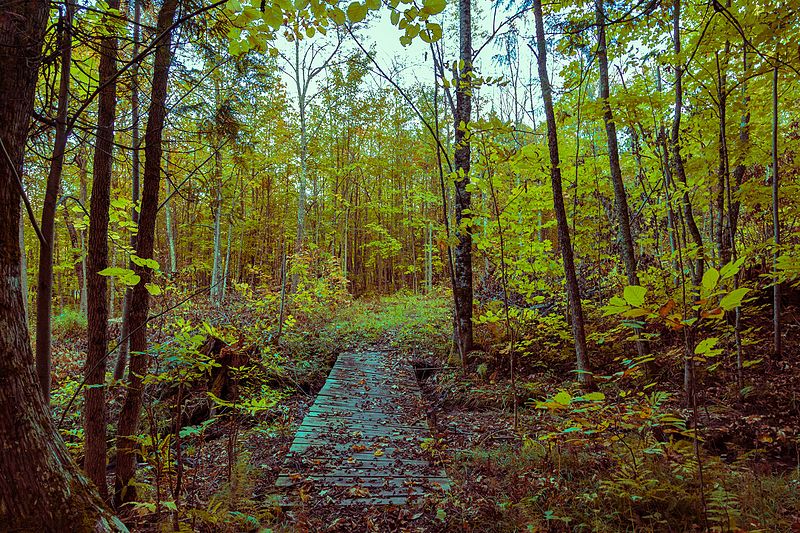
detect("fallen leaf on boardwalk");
top-left (374, 449), bottom-right (384, 457)
top-left (352, 444), bottom-right (367, 452)
top-left (349, 486), bottom-right (371, 497)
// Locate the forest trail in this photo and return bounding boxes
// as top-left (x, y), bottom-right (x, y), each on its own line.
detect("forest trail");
top-left (276, 351), bottom-right (450, 506)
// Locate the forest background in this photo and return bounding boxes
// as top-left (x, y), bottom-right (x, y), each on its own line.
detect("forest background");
top-left (1, 0), bottom-right (799, 530)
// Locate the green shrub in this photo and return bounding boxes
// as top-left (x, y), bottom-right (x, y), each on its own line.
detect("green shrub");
top-left (51, 308), bottom-right (87, 338)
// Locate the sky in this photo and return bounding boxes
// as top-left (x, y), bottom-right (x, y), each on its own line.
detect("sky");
top-left (271, 0), bottom-right (543, 126)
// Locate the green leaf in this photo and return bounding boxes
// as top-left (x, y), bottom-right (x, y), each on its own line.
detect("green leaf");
top-left (694, 337), bottom-right (719, 356)
top-left (583, 392), bottom-right (605, 401)
top-left (145, 283), bottom-right (162, 296)
top-left (720, 287), bottom-right (749, 311)
top-left (422, 0), bottom-right (446, 14)
top-left (262, 5), bottom-right (283, 29)
top-left (329, 7), bottom-right (345, 24)
top-left (720, 257), bottom-right (745, 280)
top-left (623, 285), bottom-right (646, 307)
top-left (553, 391), bottom-right (571, 406)
top-left (98, 267), bottom-right (129, 277)
top-left (346, 2), bottom-right (367, 22)
top-left (702, 267), bottom-right (720, 292)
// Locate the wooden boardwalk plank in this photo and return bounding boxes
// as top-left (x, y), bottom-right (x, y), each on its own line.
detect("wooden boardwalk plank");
top-left (276, 350), bottom-right (449, 506)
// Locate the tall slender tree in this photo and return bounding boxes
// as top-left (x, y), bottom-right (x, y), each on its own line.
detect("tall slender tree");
top-left (115, 0), bottom-right (143, 381)
top-left (595, 0), bottom-right (638, 286)
top-left (116, 0), bottom-right (180, 504)
top-left (453, 0), bottom-right (474, 358)
top-left (671, 0), bottom-right (704, 284)
top-left (84, 0), bottom-right (122, 499)
top-left (771, 65), bottom-right (781, 357)
top-left (35, 1), bottom-right (74, 403)
top-left (533, 0), bottom-right (592, 385)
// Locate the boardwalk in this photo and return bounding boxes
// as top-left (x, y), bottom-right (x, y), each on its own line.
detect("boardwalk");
top-left (276, 351), bottom-right (450, 506)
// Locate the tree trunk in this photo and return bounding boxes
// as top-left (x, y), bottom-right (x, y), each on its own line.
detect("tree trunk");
top-left (114, 0), bottom-right (142, 382)
top-left (292, 38), bottom-right (309, 292)
top-left (533, 0), bottom-right (592, 385)
top-left (165, 146), bottom-right (177, 274)
top-left (595, 0), bottom-right (638, 285)
top-left (115, 0), bottom-right (179, 505)
top-left (672, 0), bottom-right (704, 285)
top-left (713, 45), bottom-right (729, 268)
top-left (453, 0), bottom-right (474, 358)
top-left (35, 2), bottom-right (73, 404)
top-left (728, 46), bottom-right (749, 248)
top-left (62, 201), bottom-right (84, 308)
top-left (78, 151), bottom-right (89, 316)
top-left (19, 203), bottom-right (29, 323)
top-left (222, 217), bottom-right (233, 301)
top-left (210, 159), bottom-right (223, 304)
top-left (0, 1), bottom-right (125, 529)
top-left (771, 65), bottom-right (781, 358)
top-left (84, 0), bottom-right (122, 499)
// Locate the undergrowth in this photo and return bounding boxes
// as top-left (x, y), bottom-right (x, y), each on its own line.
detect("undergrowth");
top-left (45, 284), bottom-right (800, 531)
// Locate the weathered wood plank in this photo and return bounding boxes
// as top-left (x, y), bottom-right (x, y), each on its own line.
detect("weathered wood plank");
top-left (275, 351), bottom-right (450, 506)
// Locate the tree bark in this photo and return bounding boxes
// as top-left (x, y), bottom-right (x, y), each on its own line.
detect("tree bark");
top-left (0, 1), bottom-right (125, 529)
top-left (19, 203), bottom-right (29, 323)
top-left (715, 45), bottom-right (730, 267)
top-left (35, 2), bottom-right (73, 404)
top-left (533, 0), bottom-right (592, 385)
top-left (453, 0), bottom-right (474, 357)
top-left (84, 0), bottom-right (122, 499)
top-left (115, 0), bottom-right (179, 505)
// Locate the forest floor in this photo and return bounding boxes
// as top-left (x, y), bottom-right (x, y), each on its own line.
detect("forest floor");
top-left (50, 291), bottom-right (800, 531)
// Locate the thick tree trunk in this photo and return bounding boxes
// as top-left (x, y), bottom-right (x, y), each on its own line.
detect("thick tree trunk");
top-left (35, 3), bottom-right (73, 404)
top-left (453, 0), bottom-right (474, 358)
top-left (115, 0), bottom-right (179, 505)
top-left (671, 0), bottom-right (704, 285)
top-left (84, 0), bottom-right (122, 499)
top-left (533, 0), bottom-right (592, 385)
top-left (0, 1), bottom-right (125, 529)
